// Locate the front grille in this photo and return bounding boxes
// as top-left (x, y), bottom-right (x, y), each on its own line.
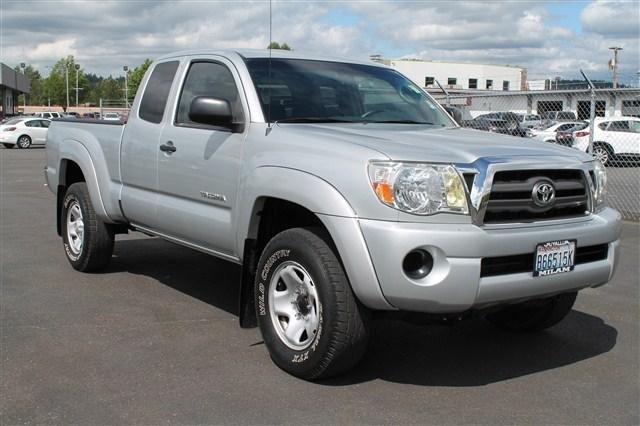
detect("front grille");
top-left (483, 169), bottom-right (589, 224)
top-left (480, 244), bottom-right (608, 277)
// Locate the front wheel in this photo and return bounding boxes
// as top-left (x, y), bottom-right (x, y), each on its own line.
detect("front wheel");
top-left (486, 292), bottom-right (577, 332)
top-left (255, 227), bottom-right (370, 380)
top-left (61, 182), bottom-right (115, 272)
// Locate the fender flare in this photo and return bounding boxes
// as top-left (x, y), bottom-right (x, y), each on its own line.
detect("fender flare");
top-left (236, 166), bottom-right (356, 252)
top-left (57, 140), bottom-right (111, 223)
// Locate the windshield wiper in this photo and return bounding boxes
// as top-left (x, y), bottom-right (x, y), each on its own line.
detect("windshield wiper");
top-left (364, 120), bottom-right (439, 125)
top-left (275, 117), bottom-right (358, 124)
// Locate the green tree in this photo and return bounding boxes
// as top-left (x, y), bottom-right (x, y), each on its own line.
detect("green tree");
top-left (267, 42), bottom-right (292, 50)
top-left (128, 59), bottom-right (152, 100)
top-left (41, 56), bottom-right (92, 109)
top-left (14, 64), bottom-right (43, 106)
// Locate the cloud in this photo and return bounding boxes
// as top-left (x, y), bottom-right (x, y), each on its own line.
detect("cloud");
top-left (0, 1), bottom-right (637, 84)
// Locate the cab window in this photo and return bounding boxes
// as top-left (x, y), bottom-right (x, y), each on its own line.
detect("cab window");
top-left (175, 61), bottom-right (244, 127)
top-left (139, 61), bottom-right (180, 124)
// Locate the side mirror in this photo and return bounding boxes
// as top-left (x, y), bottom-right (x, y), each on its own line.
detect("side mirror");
top-left (189, 96), bottom-right (233, 127)
top-left (443, 106), bottom-right (463, 125)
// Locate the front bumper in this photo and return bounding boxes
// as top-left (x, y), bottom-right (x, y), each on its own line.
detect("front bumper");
top-left (358, 207), bottom-right (621, 313)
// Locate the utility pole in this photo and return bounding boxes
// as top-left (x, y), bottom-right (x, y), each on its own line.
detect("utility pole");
top-left (65, 63), bottom-right (70, 111)
top-left (609, 47), bottom-right (623, 88)
top-left (123, 65), bottom-right (129, 108)
top-left (20, 62), bottom-right (26, 110)
top-left (75, 64), bottom-right (80, 107)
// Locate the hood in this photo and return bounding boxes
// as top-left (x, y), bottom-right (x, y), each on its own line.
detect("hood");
top-left (274, 123), bottom-right (591, 164)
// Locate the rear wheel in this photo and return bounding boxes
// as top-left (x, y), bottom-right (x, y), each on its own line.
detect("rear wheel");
top-left (61, 182), bottom-right (114, 272)
top-left (255, 227), bottom-right (370, 380)
top-left (2, 143), bottom-right (13, 149)
top-left (16, 135), bottom-right (31, 149)
top-left (592, 143), bottom-right (613, 166)
top-left (486, 292), bottom-right (577, 333)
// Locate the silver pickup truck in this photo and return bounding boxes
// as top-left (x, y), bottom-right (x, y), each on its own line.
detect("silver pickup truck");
top-left (45, 49), bottom-right (621, 380)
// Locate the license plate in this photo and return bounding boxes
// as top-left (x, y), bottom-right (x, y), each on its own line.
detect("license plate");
top-left (533, 240), bottom-right (576, 277)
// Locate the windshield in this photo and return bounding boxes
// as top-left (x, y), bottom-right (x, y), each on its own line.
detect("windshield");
top-left (244, 58), bottom-right (454, 126)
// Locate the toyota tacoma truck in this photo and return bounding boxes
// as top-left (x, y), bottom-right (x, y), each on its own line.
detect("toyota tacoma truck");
top-left (45, 50), bottom-right (621, 380)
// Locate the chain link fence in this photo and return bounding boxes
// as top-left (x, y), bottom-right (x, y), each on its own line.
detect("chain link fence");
top-left (432, 87), bottom-right (640, 221)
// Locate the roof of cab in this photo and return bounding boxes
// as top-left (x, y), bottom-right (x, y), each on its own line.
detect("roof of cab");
top-left (154, 49), bottom-right (386, 68)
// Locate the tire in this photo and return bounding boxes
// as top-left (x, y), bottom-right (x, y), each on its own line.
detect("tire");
top-left (2, 143), bottom-right (13, 149)
top-left (16, 135), bottom-right (32, 149)
top-left (255, 227), bottom-right (370, 380)
top-left (61, 182), bottom-right (114, 272)
top-left (592, 143), bottom-right (613, 166)
top-left (486, 292), bottom-right (577, 333)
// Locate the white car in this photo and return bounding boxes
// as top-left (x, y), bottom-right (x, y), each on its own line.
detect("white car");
top-left (574, 116), bottom-right (640, 165)
top-left (0, 117), bottom-right (51, 149)
top-left (34, 111), bottom-right (63, 119)
top-left (527, 121), bottom-right (586, 142)
top-left (102, 112), bottom-right (121, 121)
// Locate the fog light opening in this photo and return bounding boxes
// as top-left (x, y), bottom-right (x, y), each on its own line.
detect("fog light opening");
top-left (403, 249), bottom-right (434, 280)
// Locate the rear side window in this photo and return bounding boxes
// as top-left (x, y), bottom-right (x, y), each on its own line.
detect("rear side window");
top-left (25, 120), bottom-right (42, 127)
top-left (557, 112), bottom-right (576, 120)
top-left (139, 61), bottom-right (179, 124)
top-left (607, 121), bottom-right (630, 132)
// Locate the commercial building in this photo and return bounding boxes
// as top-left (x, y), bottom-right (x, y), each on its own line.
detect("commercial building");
top-left (427, 87), bottom-right (640, 119)
top-left (384, 58), bottom-right (526, 92)
top-left (0, 63), bottom-right (30, 118)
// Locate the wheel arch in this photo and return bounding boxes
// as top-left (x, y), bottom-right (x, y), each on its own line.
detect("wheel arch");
top-left (55, 148), bottom-right (109, 235)
top-left (237, 167), bottom-right (357, 328)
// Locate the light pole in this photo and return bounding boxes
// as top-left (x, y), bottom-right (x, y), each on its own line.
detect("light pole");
top-left (123, 65), bottom-right (129, 108)
top-left (20, 62), bottom-right (26, 110)
top-left (45, 65), bottom-right (52, 110)
top-left (609, 47), bottom-right (623, 88)
top-left (65, 63), bottom-right (70, 111)
top-left (75, 64), bottom-right (80, 107)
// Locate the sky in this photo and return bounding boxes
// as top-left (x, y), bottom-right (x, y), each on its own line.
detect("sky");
top-left (1, 0), bottom-right (638, 84)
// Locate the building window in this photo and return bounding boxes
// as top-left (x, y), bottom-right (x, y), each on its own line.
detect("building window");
top-left (502, 80), bottom-right (510, 91)
top-left (425, 76), bottom-right (434, 87)
top-left (447, 77), bottom-right (457, 86)
top-left (486, 79), bottom-right (493, 90)
top-left (468, 78), bottom-right (478, 89)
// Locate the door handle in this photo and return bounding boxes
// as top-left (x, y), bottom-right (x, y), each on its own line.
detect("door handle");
top-left (159, 141), bottom-right (176, 153)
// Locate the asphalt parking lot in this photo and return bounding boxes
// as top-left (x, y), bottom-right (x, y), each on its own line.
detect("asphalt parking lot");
top-left (1, 148), bottom-right (639, 425)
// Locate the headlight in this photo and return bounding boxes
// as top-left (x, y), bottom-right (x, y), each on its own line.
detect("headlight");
top-left (592, 161), bottom-right (607, 210)
top-left (368, 162), bottom-right (468, 215)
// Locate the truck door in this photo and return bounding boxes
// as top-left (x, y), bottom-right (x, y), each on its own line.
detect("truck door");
top-left (120, 60), bottom-right (180, 229)
top-left (156, 57), bottom-right (246, 258)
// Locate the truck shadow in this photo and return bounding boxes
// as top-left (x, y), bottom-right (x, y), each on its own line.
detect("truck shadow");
top-left (109, 236), bottom-right (617, 387)
top-left (109, 236), bottom-right (241, 316)
top-left (323, 312), bottom-right (617, 387)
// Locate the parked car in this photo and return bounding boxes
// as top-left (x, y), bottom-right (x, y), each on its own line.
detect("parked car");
top-left (102, 112), bottom-right (121, 121)
top-left (555, 122), bottom-right (589, 146)
top-left (466, 112), bottom-right (521, 135)
top-left (573, 117), bottom-right (640, 165)
top-left (45, 49), bottom-right (619, 380)
top-left (516, 113), bottom-right (541, 133)
top-left (82, 112), bottom-right (101, 119)
top-left (0, 117), bottom-right (51, 148)
top-left (34, 111), bottom-right (63, 119)
top-left (540, 111), bottom-right (577, 127)
top-left (527, 121), bottom-right (587, 143)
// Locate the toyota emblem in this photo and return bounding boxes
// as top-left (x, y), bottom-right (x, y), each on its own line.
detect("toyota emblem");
top-left (532, 181), bottom-right (556, 207)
